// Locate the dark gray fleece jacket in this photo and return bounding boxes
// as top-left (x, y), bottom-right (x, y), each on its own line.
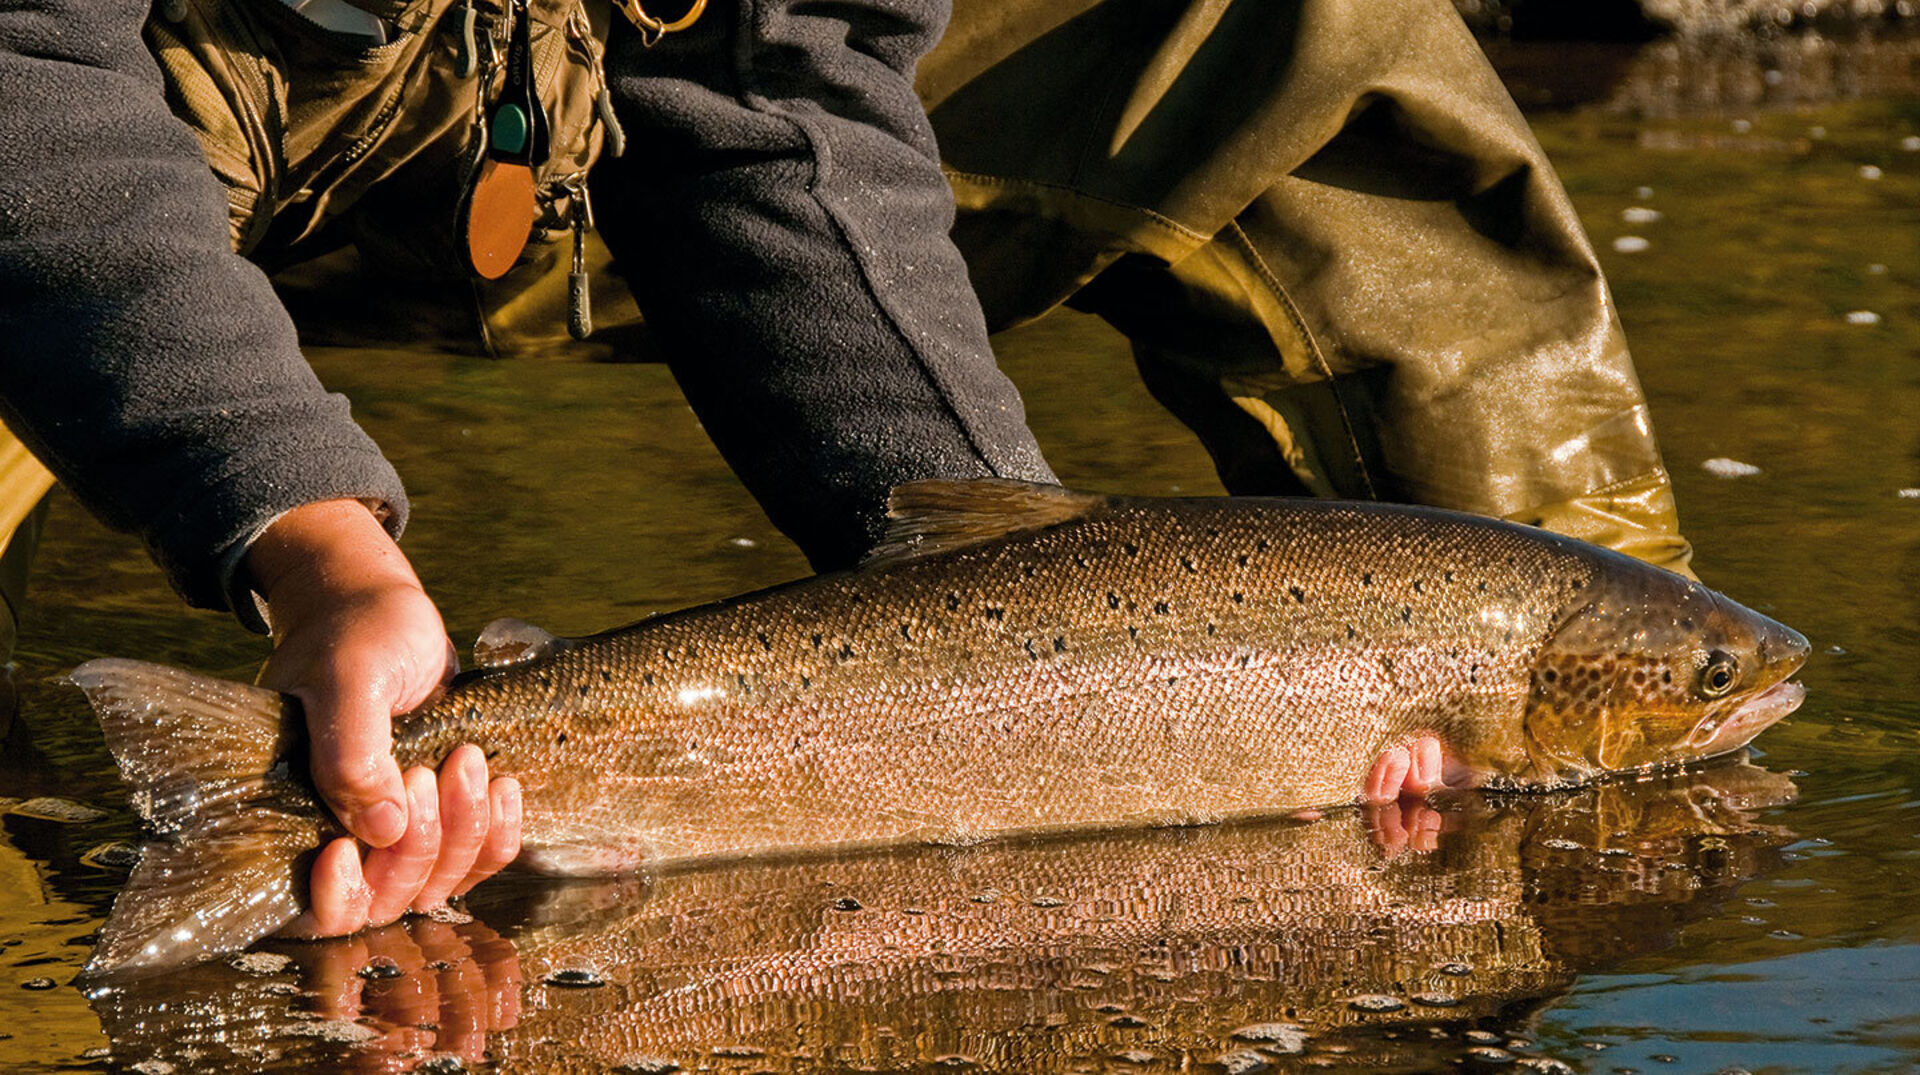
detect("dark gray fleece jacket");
top-left (0, 0), bottom-right (1054, 627)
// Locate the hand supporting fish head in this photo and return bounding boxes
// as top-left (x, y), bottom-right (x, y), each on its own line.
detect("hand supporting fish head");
top-left (1518, 556), bottom-right (1808, 785)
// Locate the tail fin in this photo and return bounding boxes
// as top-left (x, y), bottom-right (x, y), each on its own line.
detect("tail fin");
top-left (69, 659), bottom-right (328, 983)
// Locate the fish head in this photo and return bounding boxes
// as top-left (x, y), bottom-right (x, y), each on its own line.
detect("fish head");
top-left (1519, 557), bottom-right (1809, 784)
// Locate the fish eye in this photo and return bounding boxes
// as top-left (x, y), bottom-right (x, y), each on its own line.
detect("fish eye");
top-left (1697, 651), bottom-right (1740, 698)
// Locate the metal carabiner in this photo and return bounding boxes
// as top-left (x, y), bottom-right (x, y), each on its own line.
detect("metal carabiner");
top-left (613, 0), bottom-right (705, 45)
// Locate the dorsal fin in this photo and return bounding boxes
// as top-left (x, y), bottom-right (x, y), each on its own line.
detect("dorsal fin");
top-left (863, 479), bottom-right (1107, 568)
top-left (474, 618), bottom-right (573, 668)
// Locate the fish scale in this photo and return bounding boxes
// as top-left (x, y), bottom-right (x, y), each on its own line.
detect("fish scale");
top-left (70, 479), bottom-right (1807, 978)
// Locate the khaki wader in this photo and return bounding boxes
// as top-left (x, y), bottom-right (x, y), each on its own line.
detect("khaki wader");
top-left (0, 0), bottom-right (1693, 669)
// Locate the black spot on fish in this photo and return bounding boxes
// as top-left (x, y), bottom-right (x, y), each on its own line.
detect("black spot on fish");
top-left (839, 642), bottom-right (855, 660)
top-left (1106, 592), bottom-right (1121, 610)
top-left (538, 673), bottom-right (552, 688)
top-left (1401, 607), bottom-right (1412, 624)
top-left (660, 650), bottom-right (676, 666)
top-left (1180, 556), bottom-right (1198, 574)
top-left (1024, 640), bottom-right (1040, 660)
top-left (900, 623), bottom-right (913, 641)
top-left (643, 672), bottom-right (655, 686)
top-left (800, 674), bottom-right (812, 688)
top-left (1022, 563), bottom-right (1038, 579)
top-left (1413, 580), bottom-right (1425, 594)
top-left (811, 633), bottom-right (824, 649)
top-left (1256, 538), bottom-right (1271, 551)
top-left (600, 669), bottom-right (612, 682)
top-left (556, 733), bottom-right (568, 745)
top-left (1127, 625), bottom-right (1139, 639)
top-left (1074, 554), bottom-right (1091, 568)
top-left (1544, 668), bottom-right (1558, 683)
top-left (1662, 669), bottom-right (1673, 685)
top-left (1206, 623), bottom-right (1217, 636)
top-left (1053, 636), bottom-right (1067, 652)
top-left (1288, 586), bottom-right (1306, 604)
top-left (465, 706), bottom-right (480, 721)
top-left (1236, 553), bottom-right (1250, 567)
top-left (1238, 654), bottom-right (1252, 668)
top-left (984, 606), bottom-right (1006, 622)
top-left (1478, 581), bottom-right (1488, 593)
top-left (1231, 592), bottom-right (1245, 604)
top-left (1122, 541), bottom-right (1140, 556)
top-left (577, 684), bottom-right (590, 698)
top-left (736, 674), bottom-right (749, 690)
top-left (1346, 624), bottom-right (1357, 640)
top-left (1444, 570), bottom-right (1455, 583)
top-left (756, 632), bottom-right (773, 651)
top-left (1153, 601), bottom-right (1171, 615)
top-left (685, 645), bottom-right (699, 659)
top-left (1381, 656), bottom-right (1395, 674)
top-left (1361, 572), bottom-right (1374, 586)
top-left (946, 593), bottom-right (962, 611)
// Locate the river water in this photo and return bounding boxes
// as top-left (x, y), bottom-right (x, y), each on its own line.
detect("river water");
top-left (2, 27), bottom-right (1918, 1075)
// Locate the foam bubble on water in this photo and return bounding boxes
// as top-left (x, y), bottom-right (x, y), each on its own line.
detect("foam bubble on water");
top-left (284, 1020), bottom-right (379, 1043)
top-left (1621, 207), bottom-right (1663, 224)
top-left (1612, 236), bottom-right (1651, 254)
top-left (1902, 136), bottom-right (1920, 152)
top-left (1868, 264), bottom-right (1888, 275)
top-left (1732, 119), bottom-right (1753, 133)
top-left (1845, 310), bottom-right (1882, 325)
top-left (1703, 458), bottom-right (1763, 478)
top-left (1859, 165), bottom-right (1883, 180)
top-left (1897, 488), bottom-right (1920, 499)
top-left (1809, 125), bottom-right (1827, 139)
top-left (1634, 186), bottom-right (1654, 199)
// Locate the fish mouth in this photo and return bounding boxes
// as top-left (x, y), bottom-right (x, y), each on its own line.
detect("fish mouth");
top-left (1687, 679), bottom-right (1806, 756)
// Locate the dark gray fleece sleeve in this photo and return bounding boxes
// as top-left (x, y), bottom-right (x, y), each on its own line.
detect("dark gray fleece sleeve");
top-left (593, 0), bottom-right (1054, 570)
top-left (0, 0), bottom-right (407, 624)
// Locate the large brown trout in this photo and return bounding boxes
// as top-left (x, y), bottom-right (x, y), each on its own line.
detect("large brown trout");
top-left (71, 481), bottom-right (1808, 979)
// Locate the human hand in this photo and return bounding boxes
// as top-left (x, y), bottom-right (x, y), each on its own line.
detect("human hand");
top-left (246, 500), bottom-right (522, 936)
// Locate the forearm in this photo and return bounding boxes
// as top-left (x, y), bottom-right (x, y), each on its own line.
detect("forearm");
top-left (593, 0), bottom-right (1053, 570)
top-left (0, 0), bottom-right (407, 620)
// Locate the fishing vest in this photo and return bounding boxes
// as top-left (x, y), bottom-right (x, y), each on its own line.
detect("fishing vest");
top-left (144, 0), bottom-right (652, 336)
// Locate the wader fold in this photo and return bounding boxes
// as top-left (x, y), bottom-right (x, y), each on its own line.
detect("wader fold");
top-left (923, 0), bottom-right (1695, 576)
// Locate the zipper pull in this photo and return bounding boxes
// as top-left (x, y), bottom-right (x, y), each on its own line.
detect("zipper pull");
top-left (567, 179), bottom-right (594, 341)
top-left (568, 5), bottom-right (626, 158)
top-left (454, 0), bottom-right (479, 79)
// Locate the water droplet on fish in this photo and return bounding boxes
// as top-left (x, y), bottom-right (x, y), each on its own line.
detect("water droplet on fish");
top-left (970, 889), bottom-right (1001, 904)
top-left (545, 967), bottom-right (606, 987)
top-left (711, 1045), bottom-right (765, 1058)
top-left (832, 897), bottom-right (863, 911)
top-left (1466, 1046), bottom-right (1516, 1065)
top-left (1541, 837), bottom-right (1583, 851)
top-left (1466, 1031), bottom-right (1503, 1044)
top-left (1899, 489), bottom-right (1920, 499)
top-left (1439, 961), bottom-right (1474, 976)
top-left (1412, 992), bottom-right (1460, 1007)
top-left (1031, 895), bottom-right (1065, 908)
top-left (1845, 310), bottom-right (1882, 326)
top-left (21, 978), bottom-right (56, 990)
top-left (933, 1057), bottom-right (975, 1069)
top-left (730, 537), bottom-right (757, 548)
top-left (612, 1058), bottom-right (680, 1075)
top-left (1348, 994), bottom-right (1405, 1012)
top-left (81, 841), bottom-right (140, 870)
top-left (417, 1056), bottom-right (468, 1074)
top-left (358, 957), bottom-right (403, 981)
top-left (1612, 236), bottom-right (1650, 254)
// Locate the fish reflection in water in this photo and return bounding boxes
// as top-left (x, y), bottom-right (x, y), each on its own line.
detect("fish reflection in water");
top-left (88, 759), bottom-right (1795, 1074)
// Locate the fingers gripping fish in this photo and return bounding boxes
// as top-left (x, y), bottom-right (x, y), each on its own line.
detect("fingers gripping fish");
top-left (70, 480), bottom-right (1808, 979)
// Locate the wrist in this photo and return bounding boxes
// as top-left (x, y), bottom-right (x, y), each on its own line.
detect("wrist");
top-left (245, 499), bottom-right (420, 614)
